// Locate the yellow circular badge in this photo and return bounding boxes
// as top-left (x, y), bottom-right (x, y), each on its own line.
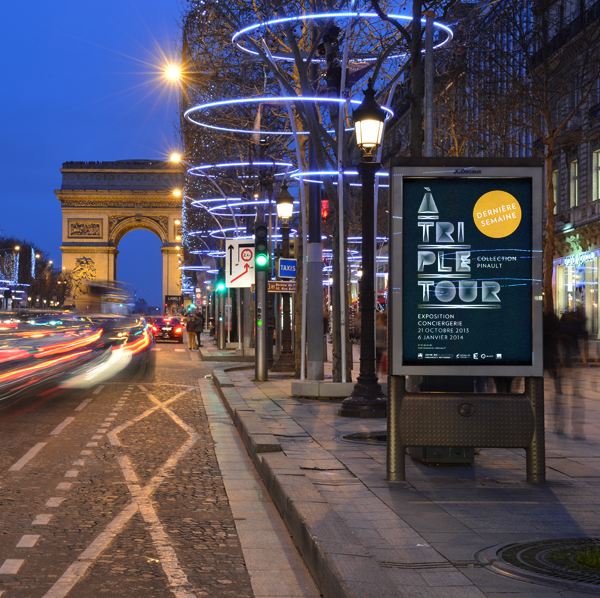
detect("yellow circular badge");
top-left (473, 191), bottom-right (522, 238)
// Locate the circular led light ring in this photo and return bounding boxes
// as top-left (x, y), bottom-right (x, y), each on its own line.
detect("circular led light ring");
top-left (190, 197), bottom-right (244, 206)
top-left (291, 169), bottom-right (389, 178)
top-left (188, 160), bottom-right (295, 179)
top-left (232, 12), bottom-right (453, 63)
top-left (184, 97), bottom-right (393, 136)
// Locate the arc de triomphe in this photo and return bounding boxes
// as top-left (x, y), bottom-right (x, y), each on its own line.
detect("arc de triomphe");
top-left (56, 160), bottom-right (183, 303)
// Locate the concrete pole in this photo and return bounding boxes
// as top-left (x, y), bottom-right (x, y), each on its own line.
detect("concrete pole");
top-left (307, 142), bottom-right (324, 380)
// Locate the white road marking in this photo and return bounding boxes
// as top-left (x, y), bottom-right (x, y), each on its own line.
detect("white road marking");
top-left (43, 387), bottom-right (199, 598)
top-left (72, 459), bottom-right (85, 467)
top-left (17, 535), bottom-right (39, 548)
top-left (80, 450), bottom-right (92, 456)
top-left (175, 349), bottom-right (185, 352)
top-left (104, 418), bottom-right (115, 422)
top-left (117, 456), bottom-right (138, 483)
top-left (0, 559), bottom-right (24, 574)
top-left (46, 498), bottom-right (65, 508)
top-left (96, 429), bottom-right (108, 434)
top-left (138, 385), bottom-right (148, 392)
top-left (64, 470), bottom-right (78, 478)
top-left (56, 483), bottom-right (72, 490)
top-left (91, 435), bottom-right (103, 440)
top-left (74, 399), bottom-right (92, 411)
top-left (109, 412), bottom-right (118, 416)
top-left (40, 503), bottom-right (139, 598)
top-left (9, 443), bottom-right (47, 472)
top-left (32, 514), bottom-right (52, 525)
top-left (86, 442), bottom-right (98, 447)
top-left (92, 385), bottom-right (105, 395)
top-left (49, 417), bottom-right (75, 436)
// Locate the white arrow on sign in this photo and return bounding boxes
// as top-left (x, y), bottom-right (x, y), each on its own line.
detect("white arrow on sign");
top-left (226, 239), bottom-right (256, 288)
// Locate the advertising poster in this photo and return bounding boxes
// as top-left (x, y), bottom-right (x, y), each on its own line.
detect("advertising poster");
top-left (401, 176), bottom-right (534, 368)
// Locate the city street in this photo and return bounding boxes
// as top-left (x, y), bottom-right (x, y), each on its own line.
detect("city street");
top-left (0, 344), bottom-right (318, 598)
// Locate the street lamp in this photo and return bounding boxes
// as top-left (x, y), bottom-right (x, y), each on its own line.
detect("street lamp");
top-left (272, 182), bottom-right (295, 372)
top-left (164, 64), bottom-right (182, 82)
top-left (340, 79), bottom-right (386, 418)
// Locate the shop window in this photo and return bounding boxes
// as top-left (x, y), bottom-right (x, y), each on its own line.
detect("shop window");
top-left (594, 149), bottom-right (600, 201)
top-left (570, 159), bottom-right (579, 207)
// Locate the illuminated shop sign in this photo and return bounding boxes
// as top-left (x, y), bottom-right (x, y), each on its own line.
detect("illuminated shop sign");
top-left (563, 251), bottom-right (597, 267)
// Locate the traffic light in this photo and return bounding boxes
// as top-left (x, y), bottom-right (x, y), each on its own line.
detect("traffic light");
top-left (255, 222), bottom-right (269, 270)
top-left (216, 269), bottom-right (226, 293)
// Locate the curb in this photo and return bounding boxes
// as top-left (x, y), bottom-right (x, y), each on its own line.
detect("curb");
top-left (199, 349), bottom-right (254, 362)
top-left (211, 370), bottom-right (402, 598)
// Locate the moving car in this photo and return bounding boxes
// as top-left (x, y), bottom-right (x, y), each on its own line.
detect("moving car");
top-left (149, 317), bottom-right (184, 343)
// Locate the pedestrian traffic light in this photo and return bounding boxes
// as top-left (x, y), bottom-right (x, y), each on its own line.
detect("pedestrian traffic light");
top-left (216, 269), bottom-right (226, 293)
top-left (255, 222), bottom-right (269, 270)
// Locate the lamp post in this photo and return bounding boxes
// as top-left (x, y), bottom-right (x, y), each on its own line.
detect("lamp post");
top-left (340, 80), bottom-right (387, 418)
top-left (272, 182), bottom-right (295, 372)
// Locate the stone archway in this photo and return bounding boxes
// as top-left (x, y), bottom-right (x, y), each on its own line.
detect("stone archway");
top-left (56, 160), bottom-right (183, 304)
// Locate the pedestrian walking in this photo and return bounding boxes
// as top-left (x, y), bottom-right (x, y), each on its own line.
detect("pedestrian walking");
top-left (185, 314), bottom-right (196, 350)
top-left (194, 311), bottom-right (205, 348)
top-left (556, 307), bottom-right (587, 439)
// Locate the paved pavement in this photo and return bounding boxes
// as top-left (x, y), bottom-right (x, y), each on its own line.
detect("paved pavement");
top-left (209, 341), bottom-right (600, 598)
top-left (0, 340), bottom-right (319, 598)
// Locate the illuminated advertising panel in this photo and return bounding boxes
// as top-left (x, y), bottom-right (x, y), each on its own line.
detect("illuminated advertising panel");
top-left (389, 159), bottom-right (543, 376)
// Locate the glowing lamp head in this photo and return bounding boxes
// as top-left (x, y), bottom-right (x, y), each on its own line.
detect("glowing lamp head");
top-left (353, 80), bottom-right (386, 160)
top-left (14, 246), bottom-right (20, 251)
top-left (175, 219), bottom-right (181, 225)
top-left (173, 189), bottom-right (182, 197)
top-left (164, 64), bottom-right (182, 82)
top-left (170, 152), bottom-right (182, 163)
top-left (276, 182), bottom-right (294, 223)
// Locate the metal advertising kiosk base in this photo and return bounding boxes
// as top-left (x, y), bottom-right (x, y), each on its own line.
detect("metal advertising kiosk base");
top-left (387, 376), bottom-right (545, 483)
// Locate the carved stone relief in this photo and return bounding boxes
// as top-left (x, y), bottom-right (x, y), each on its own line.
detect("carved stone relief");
top-left (68, 219), bottom-right (103, 238)
top-left (72, 257), bottom-right (97, 297)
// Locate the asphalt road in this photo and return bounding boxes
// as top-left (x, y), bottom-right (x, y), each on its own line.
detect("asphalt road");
top-left (0, 343), bottom-right (256, 598)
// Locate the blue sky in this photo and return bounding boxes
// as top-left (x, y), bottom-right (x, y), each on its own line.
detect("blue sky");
top-left (0, 1), bottom-right (182, 307)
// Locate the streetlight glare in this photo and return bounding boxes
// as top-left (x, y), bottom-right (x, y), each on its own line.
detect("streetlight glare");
top-left (14, 246), bottom-right (20, 251)
top-left (173, 189), bottom-right (182, 197)
top-left (170, 153), bottom-right (182, 163)
top-left (164, 64), bottom-right (182, 82)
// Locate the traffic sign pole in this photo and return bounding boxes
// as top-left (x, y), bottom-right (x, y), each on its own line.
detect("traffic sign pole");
top-left (255, 268), bottom-right (268, 381)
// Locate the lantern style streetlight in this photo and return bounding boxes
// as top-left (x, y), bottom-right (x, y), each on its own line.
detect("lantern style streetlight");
top-left (340, 80), bottom-right (386, 418)
top-left (272, 182), bottom-right (295, 372)
top-left (353, 79), bottom-right (386, 161)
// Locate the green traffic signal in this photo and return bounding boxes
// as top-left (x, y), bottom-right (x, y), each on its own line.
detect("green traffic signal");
top-left (255, 222), bottom-right (269, 270)
top-left (216, 281), bottom-right (225, 292)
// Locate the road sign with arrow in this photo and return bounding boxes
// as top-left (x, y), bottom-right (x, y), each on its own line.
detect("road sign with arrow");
top-left (226, 239), bottom-right (255, 288)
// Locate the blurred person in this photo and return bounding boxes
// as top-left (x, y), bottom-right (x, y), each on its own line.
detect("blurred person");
top-left (185, 314), bottom-right (196, 350)
top-left (557, 308), bottom-right (587, 439)
top-left (376, 311), bottom-right (387, 376)
top-left (194, 311), bottom-right (205, 348)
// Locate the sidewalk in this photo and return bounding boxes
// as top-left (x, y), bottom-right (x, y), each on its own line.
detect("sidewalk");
top-left (205, 341), bottom-right (600, 598)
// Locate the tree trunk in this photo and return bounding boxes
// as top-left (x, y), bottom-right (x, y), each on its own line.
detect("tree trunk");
top-left (543, 146), bottom-right (555, 316)
top-left (410, 0), bottom-right (424, 157)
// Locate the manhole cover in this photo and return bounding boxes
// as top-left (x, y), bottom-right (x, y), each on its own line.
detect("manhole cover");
top-left (339, 431), bottom-right (387, 445)
top-left (479, 538), bottom-right (600, 593)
